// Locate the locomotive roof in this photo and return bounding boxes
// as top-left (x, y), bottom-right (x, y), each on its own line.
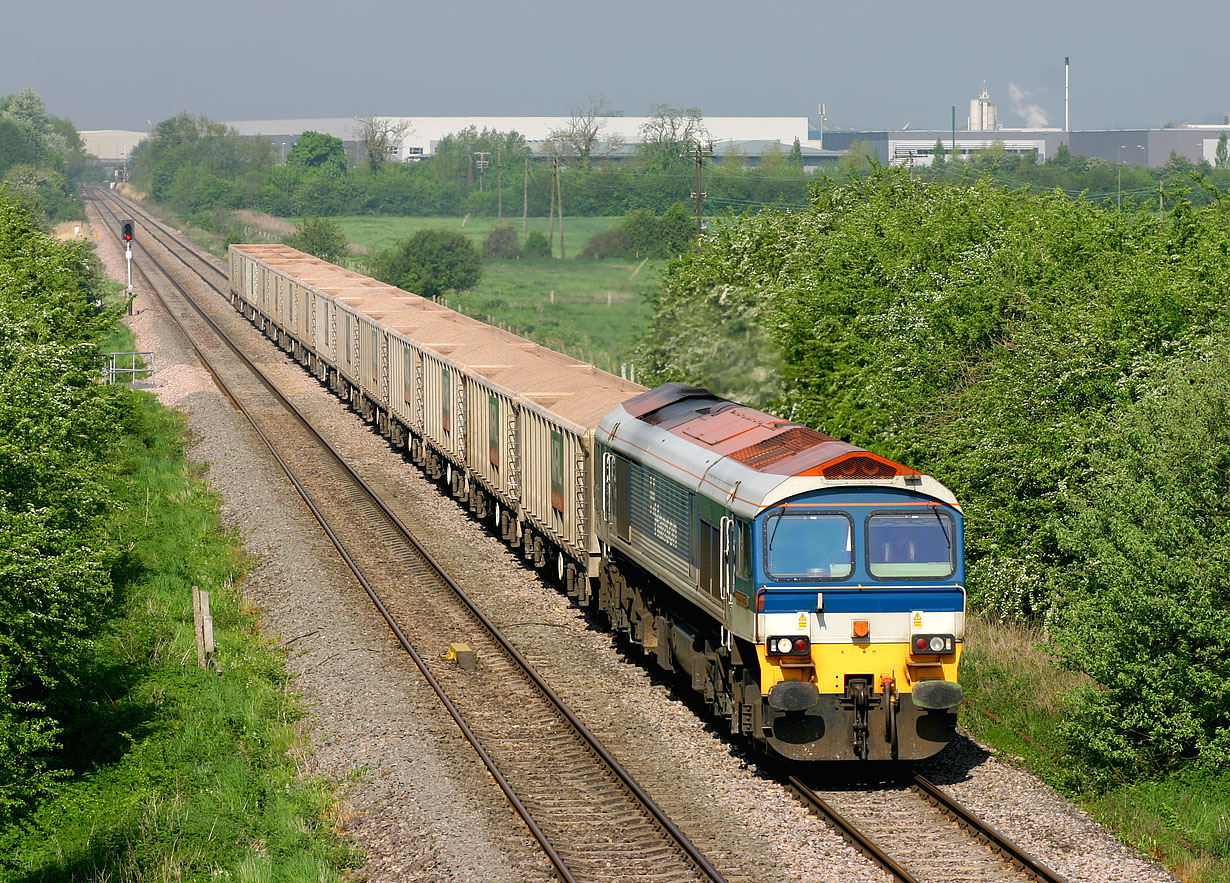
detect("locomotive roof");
top-left (598, 382), bottom-right (959, 517)
top-left (231, 244), bottom-right (645, 432)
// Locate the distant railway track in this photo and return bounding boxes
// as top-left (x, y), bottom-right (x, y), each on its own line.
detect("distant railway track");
top-left (88, 189), bottom-right (727, 883)
top-left (790, 771), bottom-right (1070, 883)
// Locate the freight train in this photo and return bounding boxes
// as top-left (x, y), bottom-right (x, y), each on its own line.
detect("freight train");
top-left (228, 244), bottom-right (965, 761)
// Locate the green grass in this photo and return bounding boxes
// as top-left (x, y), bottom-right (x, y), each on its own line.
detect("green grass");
top-left (443, 257), bottom-right (657, 374)
top-left (0, 394), bottom-right (356, 882)
top-left (958, 615), bottom-right (1230, 882)
top-left (332, 214), bottom-right (622, 258)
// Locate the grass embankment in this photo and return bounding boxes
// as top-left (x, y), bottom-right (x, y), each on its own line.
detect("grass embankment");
top-left (959, 619), bottom-right (1230, 882)
top-left (1, 323), bottom-right (355, 880)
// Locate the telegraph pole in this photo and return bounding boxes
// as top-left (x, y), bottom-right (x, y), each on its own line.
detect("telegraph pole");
top-left (690, 140), bottom-right (713, 253)
top-left (496, 148), bottom-right (502, 219)
top-left (523, 157), bottom-right (529, 238)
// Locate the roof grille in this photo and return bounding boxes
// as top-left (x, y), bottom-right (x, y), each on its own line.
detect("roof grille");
top-left (822, 455), bottom-right (896, 480)
top-left (729, 426), bottom-right (836, 470)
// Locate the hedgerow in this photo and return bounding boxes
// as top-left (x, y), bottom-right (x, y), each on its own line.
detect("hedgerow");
top-left (0, 194), bottom-right (130, 819)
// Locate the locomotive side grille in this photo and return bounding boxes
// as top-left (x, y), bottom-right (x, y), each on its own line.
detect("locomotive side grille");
top-left (822, 455), bottom-right (897, 479)
top-left (729, 426), bottom-right (836, 470)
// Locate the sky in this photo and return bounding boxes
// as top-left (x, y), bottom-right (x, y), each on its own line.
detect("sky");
top-left (5, 0), bottom-right (1227, 134)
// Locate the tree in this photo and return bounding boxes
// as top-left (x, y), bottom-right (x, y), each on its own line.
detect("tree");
top-left (788, 137), bottom-right (804, 167)
top-left (932, 138), bottom-right (947, 171)
top-left (838, 140), bottom-right (872, 174)
top-left (1216, 132), bottom-right (1228, 170)
top-left (374, 229), bottom-right (481, 298)
top-left (286, 131), bottom-right (346, 173)
top-left (284, 216), bottom-right (349, 264)
top-left (546, 95), bottom-right (625, 168)
top-left (354, 116), bottom-right (410, 171)
top-left (637, 104), bottom-right (707, 171)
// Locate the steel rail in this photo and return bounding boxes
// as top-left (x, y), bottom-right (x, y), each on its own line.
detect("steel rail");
top-left (913, 774), bottom-right (1071, 883)
top-left (90, 190), bottom-right (727, 883)
top-left (787, 776), bottom-right (920, 883)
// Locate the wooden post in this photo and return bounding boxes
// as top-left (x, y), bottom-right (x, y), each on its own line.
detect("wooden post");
top-left (523, 157), bottom-right (529, 239)
top-left (192, 585), bottom-right (215, 669)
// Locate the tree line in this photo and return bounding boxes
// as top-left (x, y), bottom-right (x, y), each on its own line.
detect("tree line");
top-left (130, 109), bottom-right (1230, 242)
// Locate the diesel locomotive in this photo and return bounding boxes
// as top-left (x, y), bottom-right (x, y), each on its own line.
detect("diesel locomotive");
top-left (229, 244), bottom-right (965, 761)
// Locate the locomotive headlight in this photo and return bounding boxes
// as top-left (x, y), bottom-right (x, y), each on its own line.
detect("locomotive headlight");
top-left (776, 638), bottom-right (793, 654)
top-left (928, 636), bottom-right (946, 652)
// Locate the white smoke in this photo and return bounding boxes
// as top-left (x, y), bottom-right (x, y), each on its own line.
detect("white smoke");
top-left (1008, 83), bottom-right (1050, 128)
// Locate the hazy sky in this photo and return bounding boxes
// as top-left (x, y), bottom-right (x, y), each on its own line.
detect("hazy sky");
top-left (6, 0), bottom-right (1227, 133)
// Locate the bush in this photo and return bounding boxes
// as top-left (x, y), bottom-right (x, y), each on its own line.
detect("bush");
top-left (1052, 336), bottom-right (1230, 776)
top-left (285, 216), bottom-right (349, 264)
top-left (482, 224), bottom-right (521, 259)
top-left (374, 228), bottom-right (481, 298)
top-left (579, 204), bottom-right (695, 260)
top-left (578, 225), bottom-right (632, 259)
top-left (523, 230), bottom-right (551, 258)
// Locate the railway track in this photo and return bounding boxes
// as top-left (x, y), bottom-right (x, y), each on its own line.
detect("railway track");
top-left (89, 189), bottom-right (725, 883)
top-left (791, 771), bottom-right (1071, 883)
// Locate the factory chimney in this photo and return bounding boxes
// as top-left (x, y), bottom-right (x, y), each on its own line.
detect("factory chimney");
top-left (1065, 57), bottom-right (1070, 135)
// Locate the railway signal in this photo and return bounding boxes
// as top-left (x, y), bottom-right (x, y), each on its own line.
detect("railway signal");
top-left (122, 220), bottom-right (134, 314)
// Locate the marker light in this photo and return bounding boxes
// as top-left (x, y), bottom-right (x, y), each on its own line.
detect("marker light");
top-left (911, 634), bottom-right (957, 656)
top-left (767, 636), bottom-right (810, 657)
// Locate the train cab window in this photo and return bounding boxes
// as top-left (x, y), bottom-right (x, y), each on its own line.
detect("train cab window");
top-left (867, 510), bottom-right (955, 579)
top-left (735, 519), bottom-right (751, 580)
top-left (765, 511), bottom-right (853, 580)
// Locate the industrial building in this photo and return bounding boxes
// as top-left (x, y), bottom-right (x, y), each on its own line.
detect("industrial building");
top-left (814, 88), bottom-right (1230, 169)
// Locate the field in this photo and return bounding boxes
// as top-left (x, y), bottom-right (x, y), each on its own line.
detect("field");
top-left (335, 215), bottom-right (657, 374)
top-left (333, 214), bottom-right (622, 257)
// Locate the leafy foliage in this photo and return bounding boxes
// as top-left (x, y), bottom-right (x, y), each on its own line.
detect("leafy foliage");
top-left (284, 216), bottom-right (349, 264)
top-left (373, 228), bottom-right (482, 298)
top-left (1053, 336), bottom-right (1230, 776)
top-left (129, 113), bottom-right (273, 216)
top-left (0, 194), bottom-right (128, 819)
top-left (0, 89), bottom-right (88, 221)
top-left (286, 130), bottom-right (346, 173)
